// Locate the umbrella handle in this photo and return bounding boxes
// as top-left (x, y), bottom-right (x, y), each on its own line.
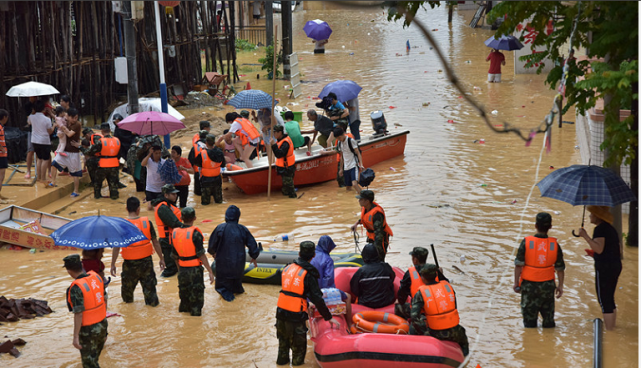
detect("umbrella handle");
top-left (572, 206), bottom-right (587, 237)
top-left (572, 229), bottom-right (581, 237)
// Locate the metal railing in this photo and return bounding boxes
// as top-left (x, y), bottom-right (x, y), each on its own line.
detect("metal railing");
top-left (234, 26), bottom-right (266, 46)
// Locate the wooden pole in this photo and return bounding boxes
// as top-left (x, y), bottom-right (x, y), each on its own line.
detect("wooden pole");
top-left (267, 25), bottom-right (278, 200)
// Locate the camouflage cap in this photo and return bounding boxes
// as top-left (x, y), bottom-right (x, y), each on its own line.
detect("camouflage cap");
top-left (199, 120), bottom-right (211, 129)
top-left (82, 127), bottom-right (93, 135)
top-left (206, 134), bottom-right (217, 144)
top-left (355, 190), bottom-right (374, 201)
top-left (240, 110), bottom-right (250, 118)
top-left (536, 212), bottom-right (552, 226)
top-left (100, 122), bottom-right (111, 131)
top-left (181, 206), bottom-right (196, 219)
top-left (273, 125), bottom-right (284, 133)
top-left (161, 184), bottom-right (180, 194)
top-left (113, 113), bottom-right (124, 122)
top-left (409, 247), bottom-right (429, 259)
top-left (419, 263), bottom-right (439, 279)
top-left (62, 254), bottom-right (82, 269)
top-left (199, 130), bottom-right (209, 139)
top-left (299, 241), bottom-right (316, 258)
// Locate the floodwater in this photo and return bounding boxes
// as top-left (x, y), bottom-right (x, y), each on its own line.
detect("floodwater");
top-left (0, 4), bottom-right (637, 368)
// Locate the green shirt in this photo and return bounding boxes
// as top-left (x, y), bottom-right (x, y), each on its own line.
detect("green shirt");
top-left (284, 120), bottom-right (304, 148)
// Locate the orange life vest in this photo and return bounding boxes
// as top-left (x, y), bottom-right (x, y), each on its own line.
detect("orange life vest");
top-left (521, 236), bottom-right (558, 282)
top-left (275, 136), bottom-right (295, 168)
top-left (361, 202), bottom-right (394, 243)
top-left (90, 133), bottom-right (103, 157)
top-left (154, 201), bottom-right (182, 239)
top-left (277, 263), bottom-right (308, 313)
top-left (98, 137), bottom-right (120, 168)
top-left (67, 271), bottom-right (107, 326)
top-left (409, 266), bottom-right (427, 298)
top-left (235, 117), bottom-right (260, 145)
top-left (200, 149), bottom-right (222, 177)
top-left (171, 226), bottom-right (202, 267)
top-left (121, 217), bottom-right (154, 260)
top-left (192, 133), bottom-right (200, 146)
top-left (192, 142), bottom-right (204, 174)
top-left (419, 281), bottom-right (460, 330)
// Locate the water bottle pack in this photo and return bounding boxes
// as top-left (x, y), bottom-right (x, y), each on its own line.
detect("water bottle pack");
top-left (274, 233), bottom-right (295, 242)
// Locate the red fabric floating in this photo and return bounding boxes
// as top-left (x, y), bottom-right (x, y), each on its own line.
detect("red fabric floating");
top-left (159, 1), bottom-right (180, 7)
top-left (389, 106), bottom-right (397, 109)
top-left (201, 219), bottom-right (213, 223)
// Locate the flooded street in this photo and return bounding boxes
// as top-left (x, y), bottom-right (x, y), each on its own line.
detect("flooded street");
top-left (0, 4), bottom-right (637, 368)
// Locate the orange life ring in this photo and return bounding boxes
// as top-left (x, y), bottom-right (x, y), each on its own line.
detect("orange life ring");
top-left (351, 311), bottom-right (409, 334)
top-left (225, 163), bottom-right (243, 171)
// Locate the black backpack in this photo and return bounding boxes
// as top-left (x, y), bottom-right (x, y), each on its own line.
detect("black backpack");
top-left (359, 168), bottom-right (375, 187)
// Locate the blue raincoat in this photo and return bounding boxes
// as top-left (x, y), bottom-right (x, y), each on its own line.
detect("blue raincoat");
top-left (208, 205), bottom-right (260, 301)
top-left (310, 235), bottom-right (337, 289)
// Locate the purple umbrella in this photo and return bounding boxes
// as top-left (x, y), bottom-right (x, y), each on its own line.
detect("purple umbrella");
top-left (484, 35), bottom-right (524, 51)
top-left (304, 19), bottom-right (332, 40)
top-left (117, 111), bottom-right (185, 136)
top-left (318, 80), bottom-right (362, 103)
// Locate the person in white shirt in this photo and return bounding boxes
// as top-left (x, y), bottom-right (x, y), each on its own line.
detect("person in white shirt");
top-left (142, 145), bottom-right (166, 210)
top-left (334, 127), bottom-right (363, 193)
top-left (28, 100), bottom-right (54, 184)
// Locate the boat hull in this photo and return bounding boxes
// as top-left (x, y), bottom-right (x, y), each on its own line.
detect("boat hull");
top-left (0, 205), bottom-right (74, 250)
top-left (224, 130), bottom-right (409, 194)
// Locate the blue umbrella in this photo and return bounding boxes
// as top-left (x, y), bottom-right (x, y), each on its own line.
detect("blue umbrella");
top-left (536, 165), bottom-right (636, 207)
top-left (303, 19), bottom-right (332, 40)
top-left (51, 216), bottom-right (147, 249)
top-left (484, 35), bottom-right (524, 51)
top-left (227, 90), bottom-right (278, 110)
top-left (318, 80), bottom-right (362, 103)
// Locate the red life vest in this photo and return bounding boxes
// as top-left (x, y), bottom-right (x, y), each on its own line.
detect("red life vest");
top-left (154, 201), bottom-right (182, 239)
top-left (419, 281), bottom-right (460, 330)
top-left (121, 217), bottom-right (154, 260)
top-left (98, 137), bottom-right (120, 168)
top-left (522, 236), bottom-right (558, 282)
top-left (275, 136), bottom-right (295, 168)
top-left (171, 226), bottom-right (202, 267)
top-left (277, 263), bottom-right (308, 312)
top-left (200, 149), bottom-right (222, 177)
top-left (67, 271), bottom-right (107, 326)
top-left (360, 202), bottom-right (393, 243)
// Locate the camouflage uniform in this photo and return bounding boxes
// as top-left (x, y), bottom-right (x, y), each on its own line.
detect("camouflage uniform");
top-left (193, 143), bottom-right (225, 205)
top-left (279, 166), bottom-right (297, 198)
top-left (336, 160), bottom-right (345, 187)
top-left (154, 197), bottom-right (183, 277)
top-left (86, 157), bottom-right (99, 185)
top-left (121, 256), bottom-right (159, 306)
top-left (515, 233), bottom-right (565, 328)
top-left (81, 134), bottom-right (120, 199)
top-left (276, 319), bottom-right (308, 365)
top-left (410, 283), bottom-right (469, 356)
top-left (66, 273), bottom-right (109, 368)
top-left (171, 228), bottom-right (206, 316)
top-left (200, 176), bottom-right (223, 205)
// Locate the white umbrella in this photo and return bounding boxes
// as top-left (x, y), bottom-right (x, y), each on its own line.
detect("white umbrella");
top-left (107, 97), bottom-right (185, 131)
top-left (6, 81), bottom-right (60, 97)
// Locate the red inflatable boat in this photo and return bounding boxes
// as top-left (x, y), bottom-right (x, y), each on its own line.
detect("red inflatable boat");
top-left (309, 267), bottom-right (465, 368)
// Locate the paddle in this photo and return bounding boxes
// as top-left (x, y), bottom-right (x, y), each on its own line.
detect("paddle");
top-left (430, 243), bottom-right (439, 269)
top-left (571, 205), bottom-right (586, 237)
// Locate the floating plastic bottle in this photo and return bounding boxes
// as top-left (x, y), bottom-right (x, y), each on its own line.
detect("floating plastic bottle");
top-left (274, 233), bottom-right (295, 242)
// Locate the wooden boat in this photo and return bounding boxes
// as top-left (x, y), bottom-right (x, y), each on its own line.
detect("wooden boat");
top-left (309, 267), bottom-right (465, 368)
top-left (223, 130), bottom-right (410, 195)
top-left (0, 205), bottom-right (75, 250)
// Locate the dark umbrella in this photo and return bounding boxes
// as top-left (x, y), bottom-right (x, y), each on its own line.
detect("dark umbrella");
top-left (303, 19), bottom-right (332, 40)
top-left (318, 80), bottom-right (362, 103)
top-left (227, 89), bottom-right (278, 110)
top-left (51, 216), bottom-right (147, 249)
top-left (536, 164), bottom-right (636, 236)
top-left (484, 35), bottom-right (524, 51)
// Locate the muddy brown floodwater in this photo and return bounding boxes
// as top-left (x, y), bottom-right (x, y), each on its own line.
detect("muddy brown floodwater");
top-left (0, 4), bottom-right (637, 368)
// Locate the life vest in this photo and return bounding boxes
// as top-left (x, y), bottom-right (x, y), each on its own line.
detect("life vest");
top-left (419, 281), bottom-right (459, 330)
top-left (360, 202), bottom-right (394, 243)
top-left (121, 217), bottom-right (154, 260)
top-left (200, 149), bottom-right (222, 177)
top-left (521, 236), bottom-right (558, 282)
top-left (192, 142), bottom-right (204, 174)
top-left (409, 266), bottom-right (427, 298)
top-left (235, 117), bottom-right (260, 145)
top-left (275, 136), bottom-right (295, 168)
top-left (192, 133), bottom-right (200, 146)
top-left (171, 226), bottom-right (203, 267)
top-left (90, 133), bottom-right (103, 157)
top-left (154, 201), bottom-right (182, 239)
top-left (67, 271), bottom-right (107, 326)
top-left (98, 137), bottom-right (120, 168)
top-left (277, 263), bottom-right (308, 313)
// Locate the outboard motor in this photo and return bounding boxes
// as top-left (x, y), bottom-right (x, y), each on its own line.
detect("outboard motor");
top-left (370, 111), bottom-right (387, 135)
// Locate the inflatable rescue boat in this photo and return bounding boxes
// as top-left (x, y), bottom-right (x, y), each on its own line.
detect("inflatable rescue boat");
top-left (309, 267), bottom-right (465, 368)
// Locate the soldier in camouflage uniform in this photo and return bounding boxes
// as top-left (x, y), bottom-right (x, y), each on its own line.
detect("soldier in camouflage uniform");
top-left (275, 241), bottom-right (339, 366)
top-left (80, 123), bottom-right (120, 199)
top-left (410, 264), bottom-right (469, 356)
top-left (192, 134), bottom-right (224, 205)
top-left (351, 190), bottom-right (392, 261)
top-left (110, 197), bottom-right (166, 306)
top-left (81, 127), bottom-right (101, 187)
top-left (171, 207), bottom-right (214, 316)
top-left (63, 254), bottom-right (109, 368)
top-left (514, 212), bottom-right (565, 328)
top-left (271, 125), bottom-right (297, 198)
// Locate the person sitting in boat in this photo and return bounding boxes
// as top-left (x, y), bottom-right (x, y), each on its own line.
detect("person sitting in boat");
top-left (311, 235), bottom-right (353, 316)
top-left (411, 264), bottom-right (469, 356)
top-left (223, 112), bottom-right (260, 168)
top-left (270, 125), bottom-right (297, 199)
top-left (283, 111), bottom-right (312, 154)
top-left (349, 243), bottom-right (396, 309)
top-left (275, 241), bottom-right (339, 366)
top-left (395, 246), bottom-right (445, 319)
top-left (216, 129), bottom-right (237, 165)
top-left (304, 109), bottom-right (335, 148)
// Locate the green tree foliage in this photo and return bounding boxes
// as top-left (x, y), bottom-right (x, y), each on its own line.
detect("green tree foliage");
top-left (258, 45), bottom-right (283, 79)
